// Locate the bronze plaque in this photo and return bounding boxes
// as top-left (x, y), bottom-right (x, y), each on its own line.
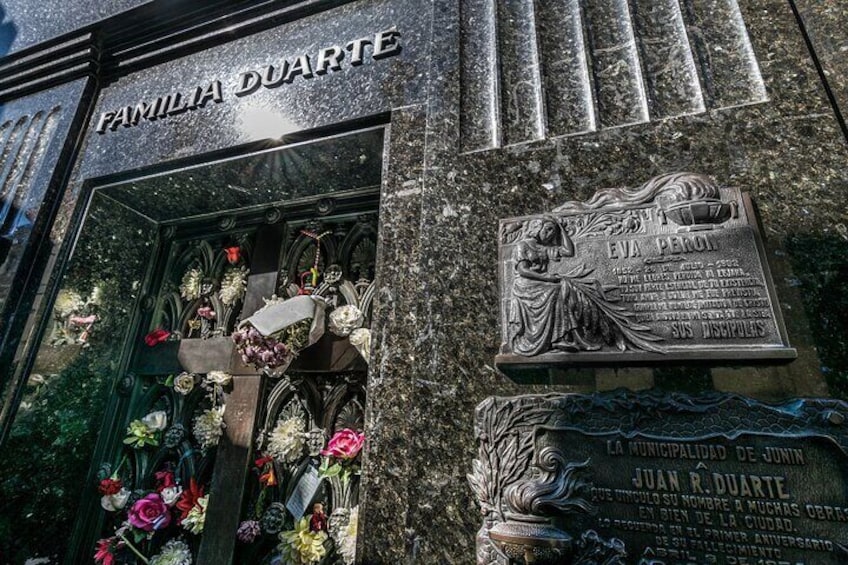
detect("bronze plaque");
top-left (470, 392), bottom-right (848, 565)
top-left (544, 432), bottom-right (847, 564)
top-left (497, 173), bottom-right (795, 370)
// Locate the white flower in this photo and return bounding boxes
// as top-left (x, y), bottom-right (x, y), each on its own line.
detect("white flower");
top-left (161, 485), bottom-right (183, 506)
top-left (266, 416), bottom-right (306, 464)
top-left (219, 266), bottom-right (248, 305)
top-left (88, 285), bottom-right (103, 306)
top-left (101, 488), bottom-right (130, 512)
top-left (174, 372), bottom-right (196, 395)
top-left (54, 289), bottom-right (84, 317)
top-left (339, 506), bottom-right (359, 565)
top-left (349, 328), bottom-right (371, 363)
top-left (205, 371), bottom-right (232, 386)
top-left (180, 268), bottom-right (203, 301)
top-left (181, 495), bottom-right (208, 535)
top-left (142, 410), bottom-right (168, 431)
top-left (328, 305), bottom-right (364, 337)
top-left (27, 373), bottom-right (46, 387)
top-left (150, 539), bottom-right (193, 565)
top-left (193, 406), bottom-right (226, 450)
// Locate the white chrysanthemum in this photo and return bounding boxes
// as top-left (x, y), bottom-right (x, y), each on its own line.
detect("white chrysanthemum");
top-left (339, 506), bottom-right (358, 565)
top-left (150, 539), bottom-right (193, 565)
top-left (219, 266), bottom-right (248, 305)
top-left (54, 289), bottom-right (84, 317)
top-left (180, 268), bottom-right (203, 301)
top-left (193, 406), bottom-right (225, 450)
top-left (328, 305), bottom-right (364, 337)
top-left (266, 416), bottom-right (306, 463)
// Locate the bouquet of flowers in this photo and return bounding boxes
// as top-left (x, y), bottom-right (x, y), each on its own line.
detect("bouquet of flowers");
top-left (94, 370), bottom-right (231, 564)
top-left (232, 295), bottom-right (326, 374)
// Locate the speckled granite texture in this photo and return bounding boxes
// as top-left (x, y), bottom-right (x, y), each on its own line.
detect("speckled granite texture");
top-left (0, 0), bottom-right (148, 54)
top-left (5, 0), bottom-right (848, 563)
top-left (794, 1), bottom-right (848, 130)
top-left (396, 0), bottom-right (848, 562)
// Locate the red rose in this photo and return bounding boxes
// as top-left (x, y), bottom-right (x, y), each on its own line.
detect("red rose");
top-left (98, 478), bottom-right (123, 496)
top-left (321, 428), bottom-right (365, 461)
top-left (127, 493), bottom-right (171, 531)
top-left (144, 328), bottom-right (171, 347)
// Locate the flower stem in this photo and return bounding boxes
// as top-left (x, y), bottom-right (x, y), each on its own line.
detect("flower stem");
top-left (112, 454), bottom-right (128, 479)
top-left (118, 533), bottom-right (149, 565)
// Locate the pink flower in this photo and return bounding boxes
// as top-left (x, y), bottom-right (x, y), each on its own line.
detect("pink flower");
top-left (69, 314), bottom-right (97, 326)
top-left (144, 328), bottom-right (171, 347)
top-left (154, 470), bottom-right (175, 492)
top-left (321, 429), bottom-right (365, 461)
top-left (94, 537), bottom-right (120, 565)
top-left (197, 306), bottom-right (216, 320)
top-left (127, 493), bottom-right (171, 531)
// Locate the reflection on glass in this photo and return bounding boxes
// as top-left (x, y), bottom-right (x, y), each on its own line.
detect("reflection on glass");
top-left (0, 196), bottom-right (156, 562)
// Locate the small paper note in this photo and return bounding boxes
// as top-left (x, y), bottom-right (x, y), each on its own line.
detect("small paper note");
top-left (286, 464), bottom-right (322, 521)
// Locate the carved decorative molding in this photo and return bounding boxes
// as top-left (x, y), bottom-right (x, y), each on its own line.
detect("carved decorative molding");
top-left (0, 107), bottom-right (63, 267)
top-left (460, 0), bottom-right (767, 150)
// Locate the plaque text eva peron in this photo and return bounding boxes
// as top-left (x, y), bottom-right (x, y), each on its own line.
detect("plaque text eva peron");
top-left (497, 173), bottom-right (795, 369)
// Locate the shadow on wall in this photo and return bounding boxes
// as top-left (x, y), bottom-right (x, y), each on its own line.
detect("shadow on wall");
top-left (785, 235), bottom-right (848, 398)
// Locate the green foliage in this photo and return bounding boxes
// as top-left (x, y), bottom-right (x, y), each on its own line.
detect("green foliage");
top-left (123, 419), bottom-right (161, 448)
top-left (0, 199), bottom-right (156, 563)
top-left (0, 354), bottom-right (111, 563)
top-left (318, 458), bottom-right (342, 479)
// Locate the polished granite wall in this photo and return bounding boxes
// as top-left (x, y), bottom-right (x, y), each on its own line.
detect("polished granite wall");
top-left (1, 0), bottom-right (847, 563)
top-left (794, 2), bottom-right (848, 129)
top-left (388, 0), bottom-right (848, 562)
top-left (0, 0), bottom-right (147, 55)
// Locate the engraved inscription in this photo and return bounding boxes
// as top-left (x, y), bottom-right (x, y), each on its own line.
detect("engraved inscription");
top-left (548, 431), bottom-right (847, 564)
top-left (497, 173), bottom-right (795, 367)
top-left (470, 393), bottom-right (848, 565)
top-left (95, 28), bottom-right (403, 134)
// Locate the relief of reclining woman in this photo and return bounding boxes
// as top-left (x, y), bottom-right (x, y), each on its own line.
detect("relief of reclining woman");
top-left (508, 218), bottom-right (662, 356)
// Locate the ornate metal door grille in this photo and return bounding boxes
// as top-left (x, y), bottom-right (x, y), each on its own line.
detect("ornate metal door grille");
top-left (88, 200), bottom-right (377, 564)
